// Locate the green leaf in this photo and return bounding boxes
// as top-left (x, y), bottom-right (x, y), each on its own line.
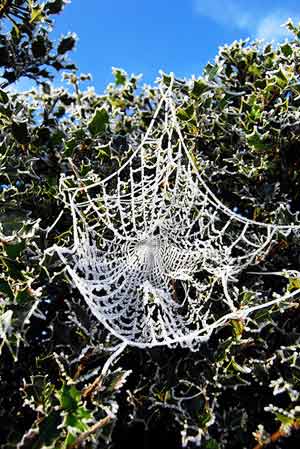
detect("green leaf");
top-left (79, 162), bottom-right (91, 176)
top-left (1, 257), bottom-right (23, 279)
top-left (230, 356), bottom-right (251, 374)
top-left (32, 36), bottom-right (48, 58)
top-left (281, 43), bottom-right (293, 57)
top-left (96, 144), bottom-right (110, 160)
top-left (245, 126), bottom-right (272, 151)
top-left (15, 288), bottom-right (32, 304)
top-left (162, 73), bottom-right (172, 86)
top-left (248, 64), bottom-right (262, 78)
top-left (65, 408), bottom-right (91, 432)
top-left (64, 138), bottom-right (78, 157)
top-left (108, 369), bottom-right (131, 392)
top-left (11, 121), bottom-right (30, 144)
top-left (285, 19), bottom-right (300, 38)
top-left (4, 240), bottom-right (25, 259)
top-left (39, 411), bottom-right (62, 445)
top-left (204, 439), bottom-right (220, 449)
top-left (0, 89), bottom-right (9, 104)
top-left (274, 67), bottom-right (289, 89)
top-left (204, 63), bottom-right (219, 81)
top-left (62, 432), bottom-right (77, 449)
top-left (275, 412), bottom-right (295, 426)
top-left (57, 35), bottom-right (76, 55)
top-left (113, 68), bottom-right (127, 86)
top-left (51, 130), bottom-right (64, 146)
top-left (45, 0), bottom-right (65, 14)
top-left (88, 108), bottom-right (109, 136)
top-left (288, 277), bottom-right (300, 292)
top-left (231, 319), bottom-right (244, 338)
top-left (177, 104), bottom-right (194, 121)
top-left (0, 281), bottom-right (14, 300)
top-left (191, 79), bottom-right (208, 98)
top-left (197, 408), bottom-right (213, 428)
top-left (11, 25), bottom-right (20, 41)
top-left (57, 384), bottom-right (81, 411)
top-left (30, 7), bottom-right (44, 23)
top-left (249, 102), bottom-right (262, 121)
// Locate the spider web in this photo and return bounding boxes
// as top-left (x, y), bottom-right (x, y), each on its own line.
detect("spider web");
top-left (47, 78), bottom-right (300, 349)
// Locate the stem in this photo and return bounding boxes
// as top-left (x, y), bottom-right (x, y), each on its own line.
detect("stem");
top-left (0, 0), bottom-right (13, 19)
top-left (252, 422), bottom-right (300, 449)
top-left (68, 416), bottom-right (112, 449)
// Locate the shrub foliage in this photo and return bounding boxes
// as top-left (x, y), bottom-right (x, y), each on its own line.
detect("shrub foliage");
top-left (0, 2), bottom-right (300, 448)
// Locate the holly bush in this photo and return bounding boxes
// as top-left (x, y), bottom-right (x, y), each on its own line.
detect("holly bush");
top-left (0, 2), bottom-right (300, 448)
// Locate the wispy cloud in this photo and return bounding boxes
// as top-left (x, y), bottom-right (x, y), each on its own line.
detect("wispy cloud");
top-left (255, 13), bottom-right (291, 41)
top-left (194, 1), bottom-right (252, 30)
top-left (194, 0), bottom-right (298, 42)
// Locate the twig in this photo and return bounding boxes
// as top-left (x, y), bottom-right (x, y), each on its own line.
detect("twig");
top-left (80, 343), bottom-right (127, 398)
top-left (0, 0), bottom-right (13, 19)
top-left (81, 375), bottom-right (102, 399)
top-left (68, 416), bottom-right (112, 449)
top-left (252, 421), bottom-right (300, 449)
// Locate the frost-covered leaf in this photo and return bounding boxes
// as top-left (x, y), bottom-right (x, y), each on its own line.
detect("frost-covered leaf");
top-left (108, 369), bottom-right (132, 392)
top-left (88, 108), bottom-right (109, 136)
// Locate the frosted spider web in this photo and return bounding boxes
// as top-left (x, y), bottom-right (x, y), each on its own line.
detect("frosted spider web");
top-left (47, 77), bottom-right (300, 350)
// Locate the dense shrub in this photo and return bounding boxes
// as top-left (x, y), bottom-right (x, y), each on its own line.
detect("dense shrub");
top-left (0, 2), bottom-right (300, 448)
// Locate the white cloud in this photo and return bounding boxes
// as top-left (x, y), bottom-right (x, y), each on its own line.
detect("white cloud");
top-left (194, 0), bottom-right (252, 30)
top-left (194, 0), bottom-right (299, 42)
top-left (255, 13), bottom-right (293, 41)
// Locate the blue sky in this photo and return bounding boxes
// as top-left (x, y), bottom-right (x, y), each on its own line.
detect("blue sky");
top-left (19, 0), bottom-right (300, 92)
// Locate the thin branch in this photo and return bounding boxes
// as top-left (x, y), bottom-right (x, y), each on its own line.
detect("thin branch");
top-left (67, 416), bottom-right (112, 449)
top-left (81, 375), bottom-right (102, 399)
top-left (0, 0), bottom-right (13, 19)
top-left (252, 422), bottom-right (300, 449)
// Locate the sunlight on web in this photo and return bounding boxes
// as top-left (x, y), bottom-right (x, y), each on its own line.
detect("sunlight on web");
top-left (46, 76), bottom-right (300, 350)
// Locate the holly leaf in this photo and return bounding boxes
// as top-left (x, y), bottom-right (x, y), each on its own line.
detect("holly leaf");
top-left (0, 281), bottom-right (14, 300)
top-left (57, 384), bottom-right (81, 411)
top-left (11, 121), bottom-right (30, 144)
top-left (39, 411), bottom-right (62, 445)
top-left (191, 79), bottom-right (208, 98)
top-left (108, 369), bottom-right (132, 392)
top-left (57, 35), bottom-right (76, 55)
top-left (245, 126), bottom-right (272, 151)
top-left (4, 240), bottom-right (25, 260)
top-left (0, 89), bottom-right (9, 104)
top-left (30, 7), bottom-right (44, 24)
top-left (113, 68), bottom-right (127, 86)
top-left (88, 108), bottom-right (109, 136)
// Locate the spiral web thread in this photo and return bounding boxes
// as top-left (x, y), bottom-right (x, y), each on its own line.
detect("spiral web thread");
top-left (47, 79), bottom-right (300, 350)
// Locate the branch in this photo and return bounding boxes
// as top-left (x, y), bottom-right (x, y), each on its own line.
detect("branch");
top-left (67, 416), bottom-right (112, 449)
top-left (252, 422), bottom-right (300, 449)
top-left (0, 0), bottom-right (14, 19)
top-left (81, 375), bottom-right (102, 399)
